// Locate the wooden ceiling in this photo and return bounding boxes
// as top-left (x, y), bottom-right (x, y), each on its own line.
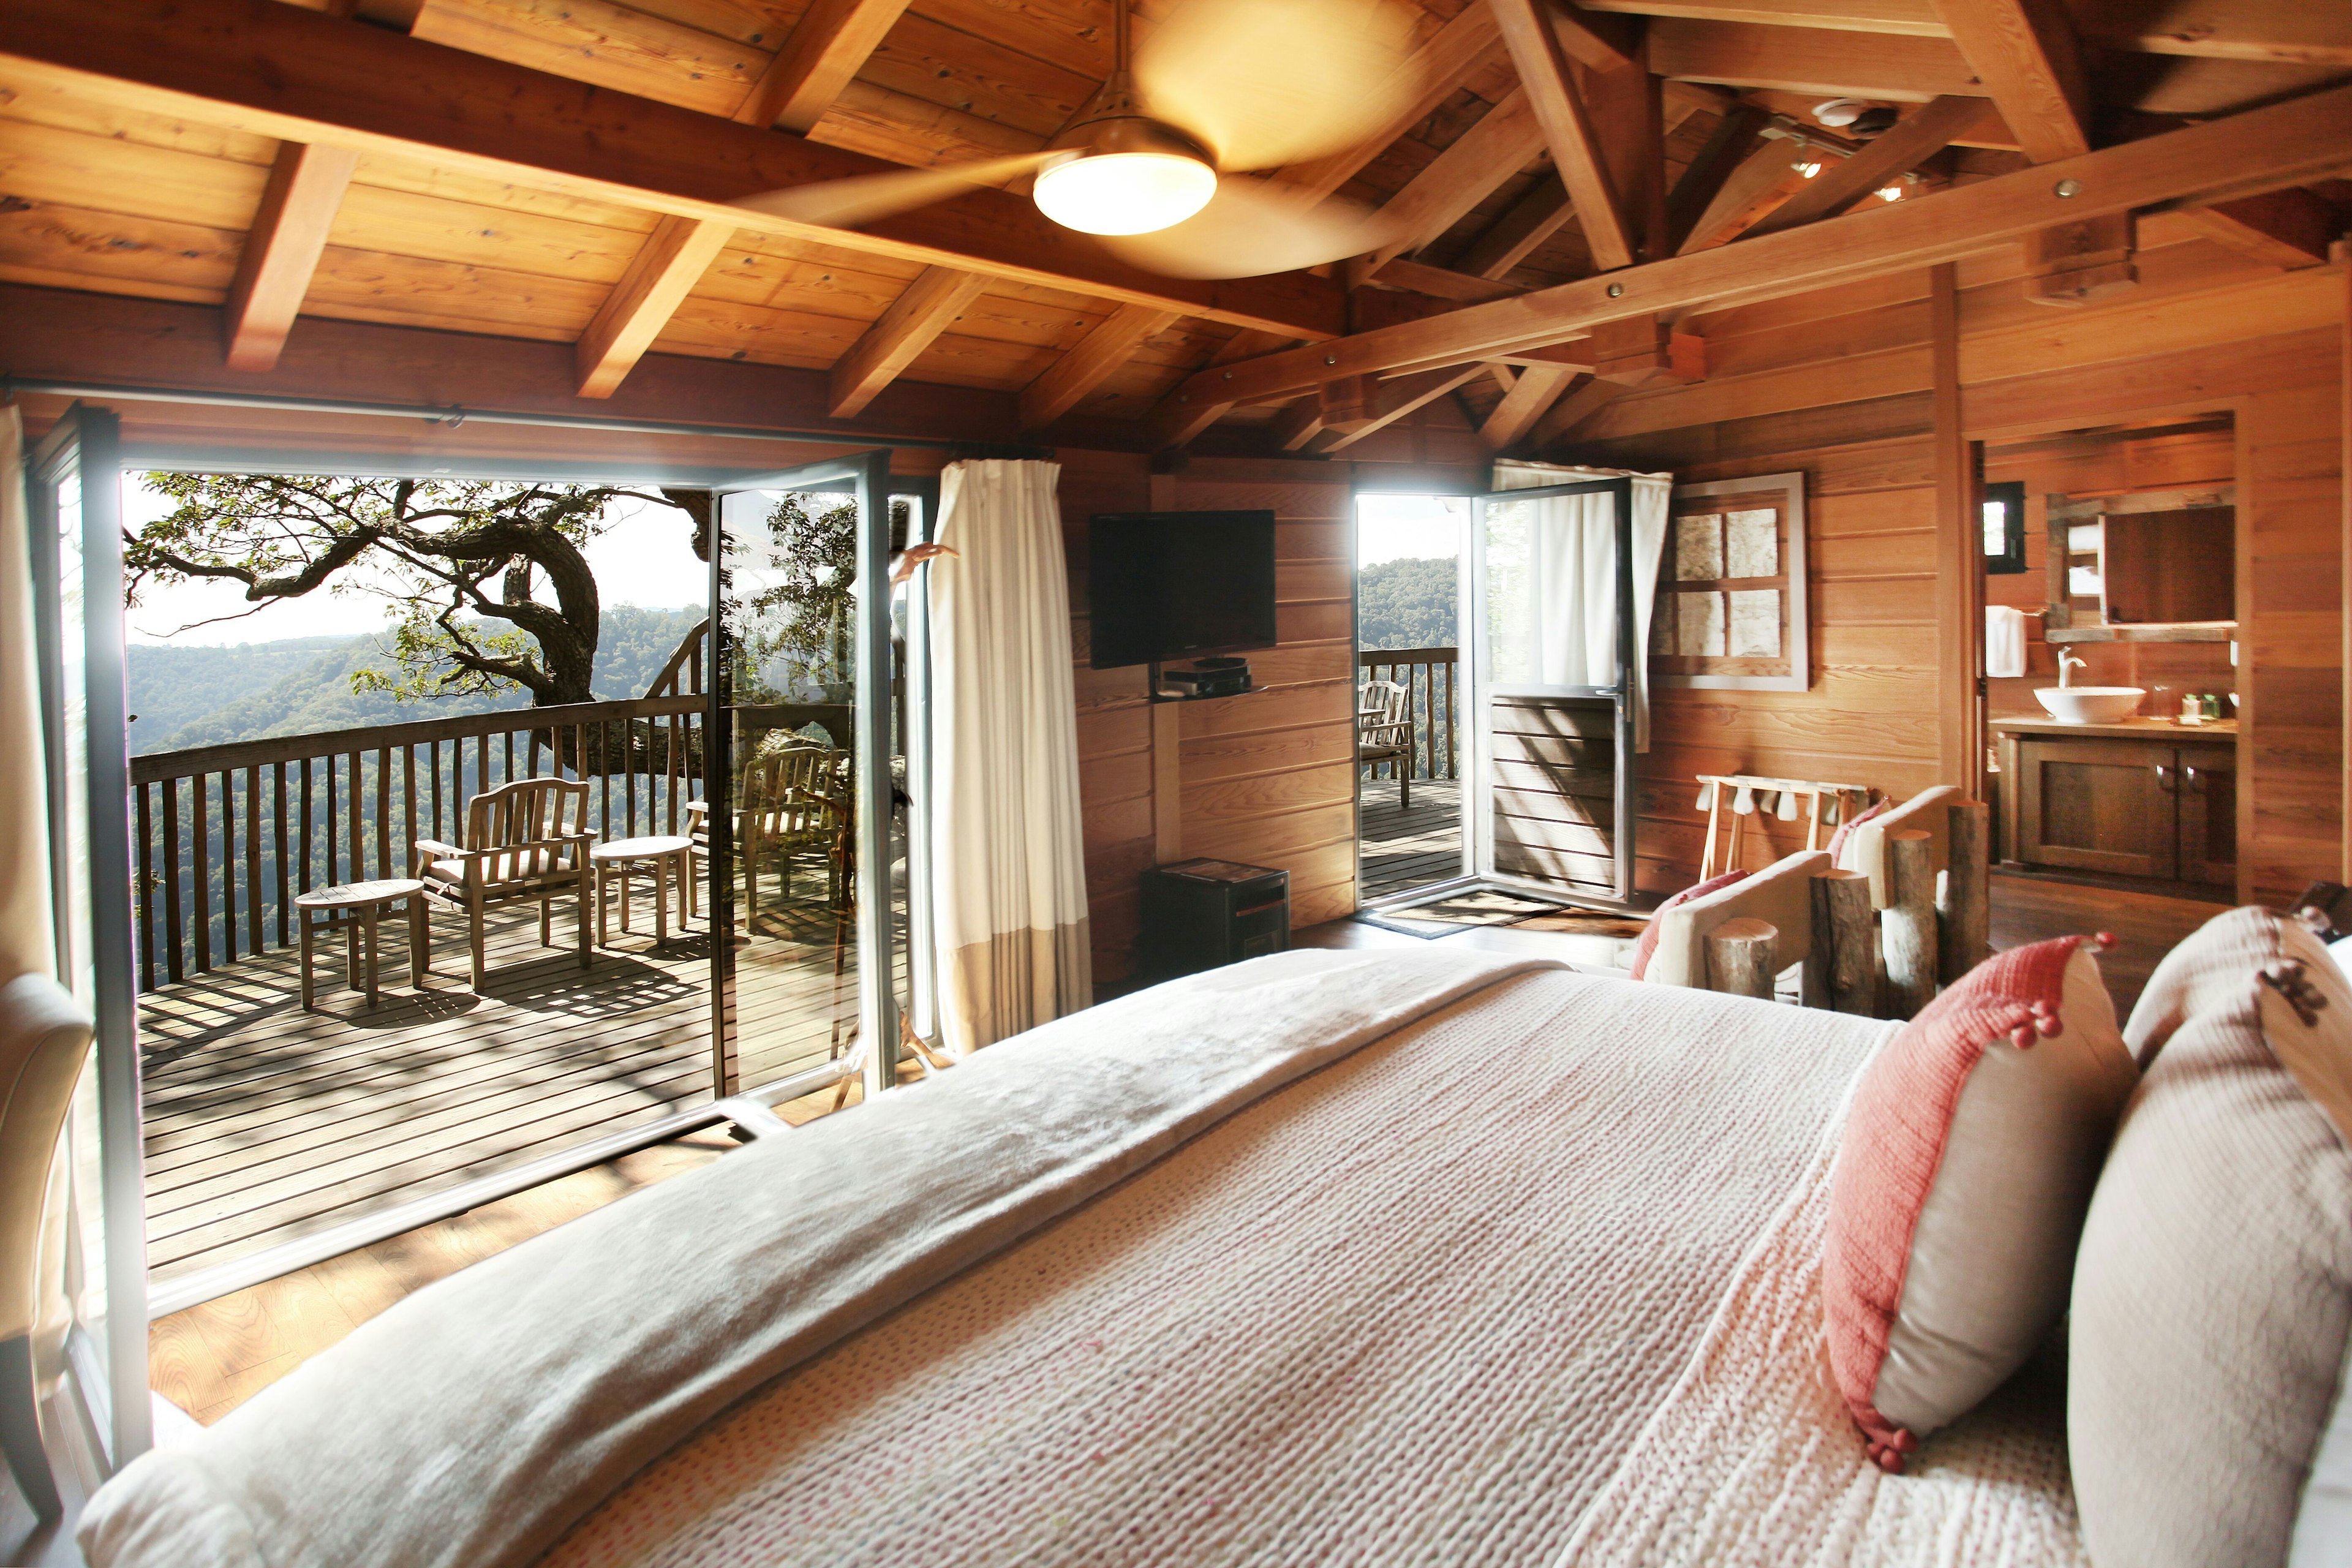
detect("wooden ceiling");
top-left (0, 0), bottom-right (2345, 456)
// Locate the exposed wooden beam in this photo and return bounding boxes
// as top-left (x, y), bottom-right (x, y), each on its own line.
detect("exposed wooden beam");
top-left (573, 215), bottom-right (733, 398)
top-left (1580, 0), bottom-right (1944, 32)
top-left (1529, 373), bottom-right (1629, 447)
top-left (1740, 94), bottom-right (1981, 240)
top-left (1460, 173), bottom-right (1575, 279)
top-left (1022, 305), bottom-right (1180, 432)
top-left (0, 0), bottom-right (1344, 341)
top-left (1490, 0), bottom-right (1635, 269)
top-left (1929, 0), bottom-right (2088, 162)
top-left (222, 140), bottom-right (358, 372)
top-left (1544, 3), bottom-right (1640, 71)
top-left (1586, 38), bottom-right (1670, 265)
top-left (1371, 258), bottom-right (1528, 303)
top-left (1270, 397), bottom-right (1326, 452)
top-left (2022, 211), bottom-right (2137, 304)
top-left (1479, 361), bottom-right (1577, 448)
top-left (827, 266), bottom-right (988, 418)
top-left (2, 282), bottom-right (1027, 447)
top-left (1929, 258), bottom-right (1982, 790)
top-left (1662, 104), bottom-right (1766, 252)
top-left (744, 0), bottom-right (914, 133)
top-left (1316, 363), bottom-right (1489, 453)
top-left (1588, 314), bottom-right (1705, 385)
top-left (1276, 4), bottom-right (1505, 200)
top-left (1677, 138), bottom-right (1808, 251)
top-left (1140, 328), bottom-right (1294, 453)
top-left (2180, 189), bottom-right (2339, 270)
top-left (1359, 87), bottom-right (1547, 275)
top-left (1647, 18), bottom-right (1984, 99)
top-left (1175, 83), bottom-right (2352, 406)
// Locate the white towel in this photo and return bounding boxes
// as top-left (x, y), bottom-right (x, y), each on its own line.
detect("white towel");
top-left (1985, 605), bottom-right (2028, 679)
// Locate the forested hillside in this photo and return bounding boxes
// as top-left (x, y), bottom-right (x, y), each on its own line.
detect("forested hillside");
top-left (1357, 557), bottom-right (1457, 652)
top-left (129, 606), bottom-right (704, 754)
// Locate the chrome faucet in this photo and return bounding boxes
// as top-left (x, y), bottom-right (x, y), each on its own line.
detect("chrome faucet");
top-left (2057, 649), bottom-right (2088, 688)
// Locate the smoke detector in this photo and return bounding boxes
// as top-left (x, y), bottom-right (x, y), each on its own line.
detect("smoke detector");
top-left (1812, 99), bottom-right (1867, 127)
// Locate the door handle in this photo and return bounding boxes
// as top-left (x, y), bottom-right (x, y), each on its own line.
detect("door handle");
top-left (2184, 765), bottom-right (2204, 794)
top-left (2155, 764), bottom-right (2174, 793)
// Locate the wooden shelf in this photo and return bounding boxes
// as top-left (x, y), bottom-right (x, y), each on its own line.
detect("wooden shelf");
top-left (2045, 622), bottom-right (2236, 644)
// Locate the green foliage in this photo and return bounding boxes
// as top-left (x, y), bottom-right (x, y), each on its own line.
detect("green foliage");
top-left (127, 473), bottom-right (685, 705)
top-left (130, 608), bottom-right (705, 754)
top-left (732, 493), bottom-right (907, 700)
top-left (1357, 556), bottom-right (1458, 653)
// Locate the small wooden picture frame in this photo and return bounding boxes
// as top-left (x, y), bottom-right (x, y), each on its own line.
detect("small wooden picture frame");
top-left (1653, 471), bottom-right (1809, 693)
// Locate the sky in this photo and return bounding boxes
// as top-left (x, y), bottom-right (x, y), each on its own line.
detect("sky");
top-left (121, 477), bottom-right (710, 646)
top-left (1355, 492), bottom-right (1464, 568)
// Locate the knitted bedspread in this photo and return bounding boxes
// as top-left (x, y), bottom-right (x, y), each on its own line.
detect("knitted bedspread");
top-left (83, 949), bottom-right (1568, 1568)
top-left (1556, 1096), bottom-right (2087, 1568)
top-left (546, 970), bottom-right (1895, 1568)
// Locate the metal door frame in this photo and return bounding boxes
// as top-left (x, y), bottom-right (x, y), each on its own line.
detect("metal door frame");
top-left (26, 403), bottom-right (151, 1469)
top-left (707, 451), bottom-right (907, 1102)
top-left (1463, 475), bottom-right (1640, 908)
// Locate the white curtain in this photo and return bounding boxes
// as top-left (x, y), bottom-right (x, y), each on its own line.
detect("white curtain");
top-left (927, 459), bottom-right (1091, 1056)
top-left (1493, 461), bottom-right (1672, 750)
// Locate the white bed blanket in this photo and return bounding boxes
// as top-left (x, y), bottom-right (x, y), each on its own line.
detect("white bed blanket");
top-left (545, 968), bottom-right (1893, 1566)
top-left (80, 949), bottom-right (1564, 1568)
top-left (1557, 1095), bottom-right (2086, 1567)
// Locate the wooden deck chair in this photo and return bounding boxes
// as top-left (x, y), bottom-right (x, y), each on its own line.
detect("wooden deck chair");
top-left (413, 775), bottom-right (595, 989)
top-left (1357, 679), bottom-right (1415, 807)
top-left (687, 745), bottom-right (841, 930)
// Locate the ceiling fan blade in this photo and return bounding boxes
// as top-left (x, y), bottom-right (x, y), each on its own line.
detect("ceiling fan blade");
top-left (1136, 0), bottom-right (1422, 173)
top-left (1096, 176), bottom-right (1400, 279)
top-left (732, 153), bottom-right (1055, 230)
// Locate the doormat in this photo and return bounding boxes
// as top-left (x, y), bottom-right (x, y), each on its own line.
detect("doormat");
top-left (1357, 889), bottom-right (1653, 941)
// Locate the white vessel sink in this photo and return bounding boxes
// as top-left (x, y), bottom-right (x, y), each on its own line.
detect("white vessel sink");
top-left (2035, 687), bottom-right (2146, 725)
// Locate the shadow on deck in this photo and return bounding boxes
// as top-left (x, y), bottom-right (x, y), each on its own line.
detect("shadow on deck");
top-left (1360, 776), bottom-right (1463, 902)
top-left (138, 883), bottom-right (866, 1287)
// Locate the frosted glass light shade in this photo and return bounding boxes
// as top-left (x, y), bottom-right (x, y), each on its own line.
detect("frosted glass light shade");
top-left (1033, 153), bottom-right (1216, 236)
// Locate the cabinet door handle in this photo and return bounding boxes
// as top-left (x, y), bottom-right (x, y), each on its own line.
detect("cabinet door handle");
top-left (2184, 765), bottom-right (2204, 794)
top-left (2155, 764), bottom-right (2174, 793)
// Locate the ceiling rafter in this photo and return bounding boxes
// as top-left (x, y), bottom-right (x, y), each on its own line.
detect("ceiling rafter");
top-left (222, 140), bottom-right (358, 373)
top-left (745, 0), bottom-right (916, 135)
top-left (1929, 0), bottom-right (2087, 162)
top-left (1274, 3), bottom-right (1506, 201)
top-left (0, 0), bottom-right (1346, 340)
top-left (828, 267), bottom-right (990, 418)
top-left (1354, 86), bottom-right (1547, 278)
top-left (1170, 82), bottom-right (2352, 407)
top-left (2179, 189), bottom-right (2337, 270)
top-left (1478, 361), bottom-right (1577, 448)
top-left (1662, 102), bottom-right (1767, 250)
top-left (1529, 372), bottom-right (1627, 448)
top-left (1314, 363), bottom-right (1489, 453)
top-left (1020, 304), bottom-right (1180, 432)
top-left (1490, 0), bottom-right (1635, 268)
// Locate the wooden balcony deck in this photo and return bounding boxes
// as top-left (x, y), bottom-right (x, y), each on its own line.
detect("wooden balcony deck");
top-left (137, 866), bottom-right (875, 1287)
top-left (1360, 776), bottom-right (1463, 902)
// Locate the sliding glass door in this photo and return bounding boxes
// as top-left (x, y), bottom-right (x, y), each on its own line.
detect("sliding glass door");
top-left (27, 405), bottom-right (149, 1468)
top-left (707, 453), bottom-right (935, 1105)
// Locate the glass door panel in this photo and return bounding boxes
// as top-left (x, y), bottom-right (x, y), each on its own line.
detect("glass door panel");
top-left (28, 405), bottom-right (149, 1468)
top-left (707, 453), bottom-right (909, 1104)
top-left (1468, 480), bottom-right (1637, 907)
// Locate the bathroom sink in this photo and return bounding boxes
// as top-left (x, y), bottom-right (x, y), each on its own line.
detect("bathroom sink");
top-left (2035, 687), bottom-right (2146, 725)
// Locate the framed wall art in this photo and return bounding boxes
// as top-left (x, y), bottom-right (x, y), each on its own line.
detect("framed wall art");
top-left (1651, 471), bottom-right (1810, 693)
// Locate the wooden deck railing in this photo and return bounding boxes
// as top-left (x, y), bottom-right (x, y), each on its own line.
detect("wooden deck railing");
top-left (128, 696), bottom-right (706, 989)
top-left (1358, 646), bottom-right (1460, 781)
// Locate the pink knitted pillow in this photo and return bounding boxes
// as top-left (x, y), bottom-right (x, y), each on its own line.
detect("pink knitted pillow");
top-left (1823, 935), bottom-right (2137, 1472)
top-left (1626, 870), bottom-right (1746, 981)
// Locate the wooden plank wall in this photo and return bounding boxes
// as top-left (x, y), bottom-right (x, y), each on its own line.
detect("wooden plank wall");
top-left (1562, 226), bottom-right (2345, 905)
top-left (1059, 453), bottom-right (1360, 984)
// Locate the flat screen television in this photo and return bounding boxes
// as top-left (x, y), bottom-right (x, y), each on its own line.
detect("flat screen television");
top-left (1088, 510), bottom-right (1278, 669)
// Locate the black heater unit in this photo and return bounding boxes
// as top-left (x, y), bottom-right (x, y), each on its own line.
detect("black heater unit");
top-left (1139, 859), bottom-right (1289, 982)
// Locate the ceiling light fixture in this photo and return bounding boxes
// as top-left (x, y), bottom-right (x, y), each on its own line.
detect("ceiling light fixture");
top-left (1793, 159), bottom-right (1823, 179)
top-left (1876, 184), bottom-right (1904, 202)
top-left (1033, 116), bottom-right (1218, 235)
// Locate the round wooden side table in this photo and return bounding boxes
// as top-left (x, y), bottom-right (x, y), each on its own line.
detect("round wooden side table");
top-left (296, 878), bottom-right (428, 1009)
top-left (592, 835), bottom-right (694, 948)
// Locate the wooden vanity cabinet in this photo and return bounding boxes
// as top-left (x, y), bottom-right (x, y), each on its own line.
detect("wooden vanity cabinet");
top-left (2004, 735), bottom-right (2236, 892)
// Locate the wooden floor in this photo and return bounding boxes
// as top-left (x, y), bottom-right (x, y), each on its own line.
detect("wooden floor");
top-left (139, 864), bottom-right (887, 1287)
top-left (1986, 869), bottom-right (2231, 1019)
top-left (1359, 775), bottom-right (1463, 902)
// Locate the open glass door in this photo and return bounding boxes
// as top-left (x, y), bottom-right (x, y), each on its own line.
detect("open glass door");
top-left (707, 452), bottom-right (930, 1110)
top-left (26, 405), bottom-right (150, 1468)
top-left (1465, 477), bottom-right (1641, 908)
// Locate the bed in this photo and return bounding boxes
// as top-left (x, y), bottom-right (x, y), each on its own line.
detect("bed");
top-left (81, 949), bottom-right (2083, 1567)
